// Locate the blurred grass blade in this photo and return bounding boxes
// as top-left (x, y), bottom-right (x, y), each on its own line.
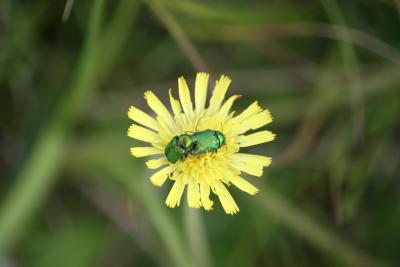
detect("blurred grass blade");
top-left (320, 0), bottom-right (364, 147)
top-left (102, 163), bottom-right (191, 267)
top-left (256, 186), bottom-right (396, 267)
top-left (100, 0), bottom-right (140, 76)
top-left (184, 207), bottom-right (212, 267)
top-left (0, 0), bottom-right (140, 254)
top-left (0, 0), bottom-right (106, 253)
top-left (62, 0), bottom-right (75, 22)
top-left (0, 127), bottom-right (65, 252)
top-left (66, 130), bottom-right (191, 267)
top-left (188, 23), bottom-right (400, 65)
top-left (167, 0), bottom-right (312, 23)
top-left (140, 178), bottom-right (190, 267)
top-left (144, 0), bottom-right (209, 71)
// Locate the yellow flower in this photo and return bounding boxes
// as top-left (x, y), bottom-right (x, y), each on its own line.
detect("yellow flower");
top-left (127, 73), bottom-right (275, 214)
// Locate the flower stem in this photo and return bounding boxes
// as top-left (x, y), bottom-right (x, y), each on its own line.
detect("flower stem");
top-left (184, 206), bottom-right (212, 267)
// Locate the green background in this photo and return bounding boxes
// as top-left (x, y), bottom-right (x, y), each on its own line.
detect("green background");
top-left (1, 0), bottom-right (400, 266)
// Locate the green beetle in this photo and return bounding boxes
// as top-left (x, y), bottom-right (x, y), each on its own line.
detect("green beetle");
top-left (164, 134), bottom-right (195, 164)
top-left (164, 130), bottom-right (226, 164)
top-left (191, 130), bottom-right (225, 155)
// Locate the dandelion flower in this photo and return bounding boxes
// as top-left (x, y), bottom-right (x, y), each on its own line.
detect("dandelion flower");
top-left (127, 73), bottom-right (275, 214)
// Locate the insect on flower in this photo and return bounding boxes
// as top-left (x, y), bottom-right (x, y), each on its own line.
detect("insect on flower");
top-left (127, 73), bottom-right (275, 214)
top-left (165, 129), bottom-right (225, 164)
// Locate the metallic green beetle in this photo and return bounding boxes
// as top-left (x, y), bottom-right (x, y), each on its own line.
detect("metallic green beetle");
top-left (191, 130), bottom-right (225, 155)
top-left (164, 130), bottom-right (226, 164)
top-left (164, 134), bottom-right (194, 164)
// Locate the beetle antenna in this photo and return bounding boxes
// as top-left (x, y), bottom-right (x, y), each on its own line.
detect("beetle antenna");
top-left (221, 122), bottom-right (230, 153)
top-left (195, 117), bottom-right (205, 132)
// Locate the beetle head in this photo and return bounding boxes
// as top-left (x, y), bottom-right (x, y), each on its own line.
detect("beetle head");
top-left (177, 134), bottom-right (195, 151)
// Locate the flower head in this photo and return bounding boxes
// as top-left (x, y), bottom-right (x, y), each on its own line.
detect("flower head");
top-left (127, 73), bottom-right (275, 214)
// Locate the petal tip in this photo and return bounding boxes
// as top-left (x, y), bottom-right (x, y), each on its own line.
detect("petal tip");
top-left (144, 90), bottom-right (154, 99)
top-left (226, 208), bottom-right (239, 215)
top-left (150, 178), bottom-right (163, 187)
top-left (165, 199), bottom-right (180, 208)
top-left (249, 188), bottom-right (259, 195)
top-left (203, 205), bottom-right (213, 211)
top-left (127, 106), bottom-right (134, 117)
top-left (145, 160), bottom-right (152, 169)
top-left (130, 147), bottom-right (138, 157)
top-left (127, 124), bottom-right (134, 137)
top-left (266, 109), bottom-right (273, 122)
top-left (197, 72), bottom-right (209, 76)
top-left (220, 74), bottom-right (232, 81)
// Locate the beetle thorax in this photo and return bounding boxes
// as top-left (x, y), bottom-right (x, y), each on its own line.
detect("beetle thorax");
top-left (215, 131), bottom-right (226, 146)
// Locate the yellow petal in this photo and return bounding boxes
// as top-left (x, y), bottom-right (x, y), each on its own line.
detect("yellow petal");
top-left (227, 173), bottom-right (259, 195)
top-left (219, 95), bottom-right (240, 116)
top-left (150, 166), bottom-right (173, 186)
top-left (232, 161), bottom-right (264, 177)
top-left (199, 179), bottom-right (213, 210)
top-left (166, 175), bottom-right (186, 208)
top-left (169, 83), bottom-right (194, 129)
top-left (230, 101), bottom-right (262, 124)
top-left (195, 72), bottom-right (209, 114)
top-left (127, 124), bottom-right (160, 143)
top-left (213, 180), bottom-right (239, 215)
top-left (146, 157), bottom-right (168, 169)
top-left (235, 110), bottom-right (273, 134)
top-left (230, 153), bottom-right (272, 177)
top-left (233, 153), bottom-right (272, 167)
top-left (155, 115), bottom-right (174, 138)
top-left (168, 89), bottom-right (182, 115)
top-left (187, 179), bottom-right (201, 208)
top-left (238, 130), bottom-right (276, 147)
top-left (128, 106), bottom-right (159, 130)
top-left (178, 76), bottom-right (194, 117)
top-left (144, 90), bottom-right (175, 127)
top-left (208, 75), bottom-right (231, 114)
top-left (130, 147), bottom-right (163, 157)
